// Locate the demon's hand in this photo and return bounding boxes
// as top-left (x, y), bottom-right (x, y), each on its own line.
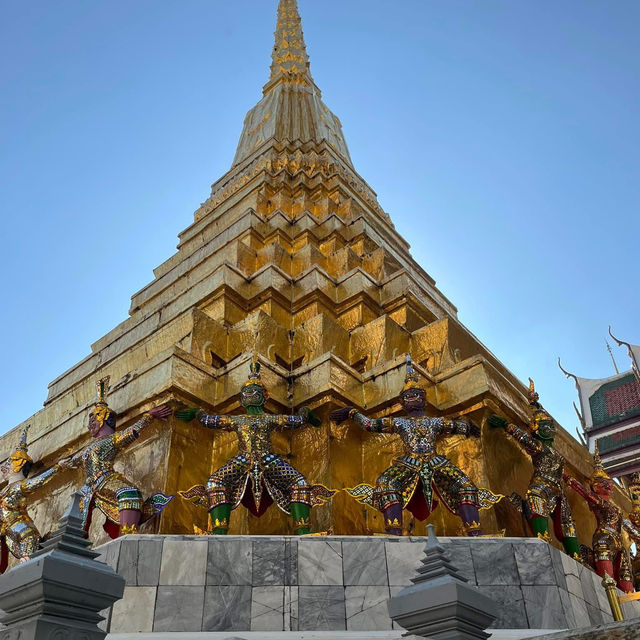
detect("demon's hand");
top-left (175, 408), bottom-right (200, 423)
top-left (330, 407), bottom-right (354, 424)
top-left (488, 414), bottom-right (508, 430)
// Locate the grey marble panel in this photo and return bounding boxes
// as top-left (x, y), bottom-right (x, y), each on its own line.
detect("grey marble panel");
top-left (298, 586), bottom-right (346, 631)
top-left (252, 539), bottom-right (285, 585)
top-left (588, 568), bottom-right (605, 603)
top-left (514, 543), bottom-right (555, 585)
top-left (298, 540), bottom-right (342, 585)
top-left (568, 593), bottom-right (590, 629)
top-left (629, 599), bottom-right (640, 620)
top-left (558, 588), bottom-right (577, 628)
top-left (472, 542), bottom-right (519, 585)
top-left (159, 538), bottom-right (207, 585)
top-left (111, 586), bottom-right (157, 633)
top-left (621, 599), bottom-right (640, 621)
top-left (385, 541), bottom-right (425, 586)
top-left (548, 547), bottom-right (568, 592)
top-left (345, 586), bottom-right (392, 631)
top-left (207, 538), bottom-right (252, 586)
top-left (202, 585), bottom-right (252, 631)
top-left (586, 602), bottom-right (604, 626)
top-left (289, 586), bottom-right (299, 632)
top-left (566, 574), bottom-right (584, 599)
top-left (441, 540), bottom-right (476, 584)
top-left (578, 565), bottom-right (598, 609)
top-left (560, 549), bottom-right (581, 577)
top-left (522, 586), bottom-right (568, 628)
top-left (476, 586), bottom-right (527, 629)
top-left (117, 538), bottom-right (139, 586)
top-left (593, 579), bottom-right (610, 615)
top-left (97, 539), bottom-right (121, 572)
top-left (154, 586), bottom-right (205, 632)
top-left (284, 538), bottom-right (298, 586)
top-left (251, 586), bottom-right (285, 631)
top-left (342, 539), bottom-right (387, 586)
top-left (600, 608), bottom-right (614, 625)
top-left (137, 539), bottom-right (163, 586)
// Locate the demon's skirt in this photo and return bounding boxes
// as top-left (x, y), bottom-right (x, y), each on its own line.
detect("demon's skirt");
top-left (79, 471), bottom-right (173, 539)
top-left (179, 453), bottom-right (335, 516)
top-left (347, 454), bottom-right (502, 520)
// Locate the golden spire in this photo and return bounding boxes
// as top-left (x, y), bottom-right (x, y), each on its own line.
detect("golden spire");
top-left (269, 0), bottom-right (312, 84)
top-left (232, 0), bottom-right (352, 168)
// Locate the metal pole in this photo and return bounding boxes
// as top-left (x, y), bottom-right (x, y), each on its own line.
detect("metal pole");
top-left (601, 572), bottom-right (624, 622)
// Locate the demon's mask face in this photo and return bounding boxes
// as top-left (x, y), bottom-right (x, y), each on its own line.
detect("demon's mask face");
top-left (88, 414), bottom-right (103, 438)
top-left (535, 419), bottom-right (557, 442)
top-left (241, 384), bottom-right (267, 410)
top-left (401, 388), bottom-right (426, 413)
top-left (591, 477), bottom-right (614, 500)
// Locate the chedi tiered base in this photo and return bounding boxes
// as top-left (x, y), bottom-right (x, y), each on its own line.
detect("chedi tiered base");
top-left (96, 535), bottom-right (640, 634)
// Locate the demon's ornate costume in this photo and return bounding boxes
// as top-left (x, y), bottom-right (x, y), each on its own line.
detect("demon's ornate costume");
top-left (65, 378), bottom-right (173, 538)
top-left (0, 426), bottom-right (60, 571)
top-left (564, 444), bottom-right (639, 593)
top-left (628, 472), bottom-right (640, 531)
top-left (336, 357), bottom-right (502, 536)
top-left (629, 473), bottom-right (640, 590)
top-left (178, 362), bottom-right (334, 535)
top-left (489, 380), bottom-right (580, 559)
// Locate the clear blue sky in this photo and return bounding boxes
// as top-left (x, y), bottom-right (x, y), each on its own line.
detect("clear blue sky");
top-left (1, 1), bottom-right (638, 438)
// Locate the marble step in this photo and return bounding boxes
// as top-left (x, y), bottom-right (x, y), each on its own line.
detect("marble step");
top-left (527, 618), bottom-right (640, 639)
top-left (107, 630), bottom-right (561, 640)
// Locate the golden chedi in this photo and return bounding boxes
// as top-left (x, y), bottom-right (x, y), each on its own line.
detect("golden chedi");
top-left (0, 0), bottom-right (633, 549)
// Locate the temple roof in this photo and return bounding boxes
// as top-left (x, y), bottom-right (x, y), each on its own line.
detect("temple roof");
top-left (609, 327), bottom-right (640, 385)
top-left (232, 0), bottom-right (352, 167)
top-left (560, 331), bottom-right (640, 434)
top-left (561, 368), bottom-right (640, 433)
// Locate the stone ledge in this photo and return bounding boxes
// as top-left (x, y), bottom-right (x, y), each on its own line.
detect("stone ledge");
top-left (528, 619), bottom-right (640, 640)
top-left (106, 630), bottom-right (560, 640)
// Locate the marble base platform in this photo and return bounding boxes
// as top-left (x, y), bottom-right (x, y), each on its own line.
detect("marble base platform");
top-left (106, 631), bottom-right (561, 640)
top-left (95, 535), bottom-right (640, 635)
top-left (530, 618), bottom-right (640, 639)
